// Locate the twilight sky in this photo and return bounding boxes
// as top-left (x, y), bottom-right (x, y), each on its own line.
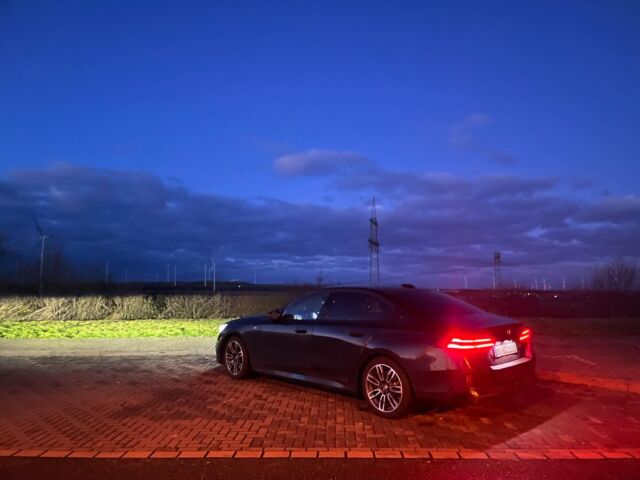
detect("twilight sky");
top-left (1, 0), bottom-right (639, 287)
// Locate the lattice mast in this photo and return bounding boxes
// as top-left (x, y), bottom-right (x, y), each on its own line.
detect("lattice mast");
top-left (493, 251), bottom-right (502, 289)
top-left (368, 197), bottom-right (380, 284)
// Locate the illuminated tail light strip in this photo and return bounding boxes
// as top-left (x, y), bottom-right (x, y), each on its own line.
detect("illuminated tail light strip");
top-left (447, 337), bottom-right (495, 350)
top-left (519, 328), bottom-right (531, 341)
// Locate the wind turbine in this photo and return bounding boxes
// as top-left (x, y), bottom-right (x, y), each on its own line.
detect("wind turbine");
top-left (33, 216), bottom-right (51, 297)
top-left (210, 257), bottom-right (216, 292)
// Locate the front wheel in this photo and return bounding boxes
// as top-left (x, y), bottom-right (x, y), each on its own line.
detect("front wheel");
top-left (223, 336), bottom-right (251, 379)
top-left (362, 357), bottom-right (413, 419)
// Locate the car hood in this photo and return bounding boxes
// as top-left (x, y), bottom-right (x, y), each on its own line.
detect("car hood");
top-left (226, 315), bottom-right (269, 328)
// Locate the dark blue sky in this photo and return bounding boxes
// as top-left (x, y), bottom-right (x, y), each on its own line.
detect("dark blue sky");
top-left (1, 0), bottom-right (639, 286)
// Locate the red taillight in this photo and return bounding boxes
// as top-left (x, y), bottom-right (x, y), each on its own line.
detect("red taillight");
top-left (447, 337), bottom-right (495, 350)
top-left (519, 328), bottom-right (531, 341)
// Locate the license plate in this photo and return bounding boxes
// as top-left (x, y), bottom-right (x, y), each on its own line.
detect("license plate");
top-left (493, 340), bottom-right (518, 358)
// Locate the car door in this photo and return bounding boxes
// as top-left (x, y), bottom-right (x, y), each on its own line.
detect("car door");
top-left (254, 291), bottom-right (329, 375)
top-left (311, 291), bottom-right (394, 386)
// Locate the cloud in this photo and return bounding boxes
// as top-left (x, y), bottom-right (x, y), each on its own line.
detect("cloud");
top-left (577, 195), bottom-right (640, 224)
top-left (488, 150), bottom-right (519, 166)
top-left (449, 112), bottom-right (519, 166)
top-left (273, 149), bottom-right (372, 177)
top-left (0, 163), bottom-right (638, 287)
top-left (569, 178), bottom-right (594, 191)
top-left (449, 112), bottom-right (492, 149)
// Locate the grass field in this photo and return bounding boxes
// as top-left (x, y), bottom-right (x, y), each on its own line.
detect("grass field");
top-left (2, 316), bottom-right (638, 339)
top-left (0, 318), bottom-right (228, 339)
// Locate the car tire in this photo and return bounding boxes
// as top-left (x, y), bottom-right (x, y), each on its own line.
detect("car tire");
top-left (223, 335), bottom-right (251, 379)
top-left (361, 356), bottom-right (413, 419)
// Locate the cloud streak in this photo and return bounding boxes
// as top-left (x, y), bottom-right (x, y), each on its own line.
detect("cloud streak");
top-left (449, 112), bottom-right (519, 166)
top-left (274, 149), bottom-right (372, 177)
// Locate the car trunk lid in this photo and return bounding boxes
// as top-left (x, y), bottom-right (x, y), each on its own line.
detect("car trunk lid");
top-left (443, 313), bottom-right (527, 367)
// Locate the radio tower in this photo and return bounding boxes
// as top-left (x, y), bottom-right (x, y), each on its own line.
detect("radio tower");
top-left (368, 197), bottom-right (380, 284)
top-left (493, 251), bottom-right (502, 289)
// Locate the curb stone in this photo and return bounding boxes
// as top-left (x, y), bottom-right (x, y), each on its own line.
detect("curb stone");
top-left (537, 370), bottom-right (640, 394)
top-left (1, 448), bottom-right (639, 460)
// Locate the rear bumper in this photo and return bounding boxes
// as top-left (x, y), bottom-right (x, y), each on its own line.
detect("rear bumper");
top-left (413, 354), bottom-right (536, 402)
top-left (471, 355), bottom-right (536, 397)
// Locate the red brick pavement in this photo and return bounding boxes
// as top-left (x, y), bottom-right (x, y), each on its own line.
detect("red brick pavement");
top-left (536, 335), bottom-right (640, 393)
top-left (1, 356), bottom-right (639, 460)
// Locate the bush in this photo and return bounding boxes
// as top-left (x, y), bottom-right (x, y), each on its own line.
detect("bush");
top-left (111, 296), bottom-right (160, 320)
top-left (0, 292), bottom-right (296, 321)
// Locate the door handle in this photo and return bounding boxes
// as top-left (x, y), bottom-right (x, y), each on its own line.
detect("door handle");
top-left (295, 329), bottom-right (307, 334)
top-left (349, 332), bottom-right (363, 338)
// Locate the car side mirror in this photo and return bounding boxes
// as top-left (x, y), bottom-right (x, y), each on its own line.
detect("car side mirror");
top-left (268, 309), bottom-right (282, 321)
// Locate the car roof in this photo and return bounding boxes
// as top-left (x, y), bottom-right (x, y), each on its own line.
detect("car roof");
top-left (316, 285), bottom-right (439, 298)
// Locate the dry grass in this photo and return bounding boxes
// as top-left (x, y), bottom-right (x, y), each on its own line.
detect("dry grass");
top-left (0, 293), bottom-right (295, 321)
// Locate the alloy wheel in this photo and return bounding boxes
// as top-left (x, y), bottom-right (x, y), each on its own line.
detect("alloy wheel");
top-left (225, 339), bottom-right (244, 376)
top-left (365, 363), bottom-right (403, 413)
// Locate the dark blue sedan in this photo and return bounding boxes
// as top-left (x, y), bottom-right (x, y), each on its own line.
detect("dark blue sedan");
top-left (215, 286), bottom-right (535, 418)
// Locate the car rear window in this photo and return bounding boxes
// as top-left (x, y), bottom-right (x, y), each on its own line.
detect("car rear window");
top-left (392, 290), bottom-right (481, 320)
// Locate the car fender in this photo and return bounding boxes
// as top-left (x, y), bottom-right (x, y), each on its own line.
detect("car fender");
top-left (352, 347), bottom-right (408, 397)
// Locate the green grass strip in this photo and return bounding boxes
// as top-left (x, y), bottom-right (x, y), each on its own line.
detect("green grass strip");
top-left (0, 319), bottom-right (229, 339)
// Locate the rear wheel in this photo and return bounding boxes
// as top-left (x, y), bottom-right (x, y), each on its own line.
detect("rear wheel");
top-left (223, 336), bottom-right (251, 379)
top-left (362, 357), bottom-right (413, 419)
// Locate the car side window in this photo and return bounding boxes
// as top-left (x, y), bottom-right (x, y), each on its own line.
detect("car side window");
top-left (325, 292), bottom-right (393, 322)
top-left (282, 292), bottom-right (329, 321)
top-left (363, 295), bottom-right (394, 321)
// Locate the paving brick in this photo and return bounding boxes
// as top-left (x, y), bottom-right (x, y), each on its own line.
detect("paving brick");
top-left (234, 450), bottom-right (263, 458)
top-left (543, 449), bottom-right (575, 460)
top-left (347, 450), bottom-right (373, 458)
top-left (401, 450), bottom-right (431, 459)
top-left (262, 450), bottom-right (290, 458)
top-left (572, 450), bottom-right (605, 460)
top-left (40, 450), bottom-right (71, 458)
top-left (601, 451), bottom-right (632, 459)
top-left (486, 450), bottom-right (519, 460)
top-left (95, 451), bottom-right (125, 459)
top-left (13, 450), bottom-right (45, 457)
top-left (122, 450), bottom-right (153, 459)
top-left (150, 451), bottom-right (179, 459)
top-left (290, 450), bottom-right (318, 458)
top-left (67, 451), bottom-right (98, 459)
top-left (373, 450), bottom-right (402, 459)
top-left (178, 451), bottom-right (207, 459)
top-left (621, 449), bottom-right (640, 459)
top-left (459, 451), bottom-right (488, 459)
top-left (430, 450), bottom-right (460, 459)
top-left (515, 451), bottom-right (546, 460)
top-left (206, 450), bottom-right (235, 458)
top-left (318, 450), bottom-right (345, 458)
